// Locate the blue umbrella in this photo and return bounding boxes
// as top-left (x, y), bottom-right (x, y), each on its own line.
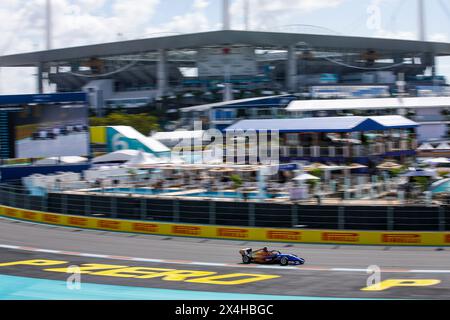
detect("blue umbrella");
top-left (401, 169), bottom-right (437, 178)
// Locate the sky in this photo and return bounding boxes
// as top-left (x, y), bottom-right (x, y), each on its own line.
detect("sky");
top-left (0, 0), bottom-right (449, 94)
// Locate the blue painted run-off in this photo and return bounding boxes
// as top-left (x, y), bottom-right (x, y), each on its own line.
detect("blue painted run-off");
top-left (0, 274), bottom-right (356, 300)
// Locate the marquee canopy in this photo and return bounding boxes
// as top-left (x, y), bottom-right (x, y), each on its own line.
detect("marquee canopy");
top-left (225, 115), bottom-right (418, 133)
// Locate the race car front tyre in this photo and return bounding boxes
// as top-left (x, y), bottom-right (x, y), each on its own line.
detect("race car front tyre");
top-left (280, 257), bottom-right (289, 266)
top-left (242, 255), bottom-right (251, 264)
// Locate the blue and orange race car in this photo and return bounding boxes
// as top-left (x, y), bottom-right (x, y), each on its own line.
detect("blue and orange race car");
top-left (239, 247), bottom-right (305, 266)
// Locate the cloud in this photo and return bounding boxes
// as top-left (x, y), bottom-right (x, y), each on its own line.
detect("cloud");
top-left (0, 68), bottom-right (36, 95)
top-left (429, 33), bottom-right (449, 43)
top-left (193, 0), bottom-right (209, 10)
top-left (255, 0), bottom-right (344, 12)
top-left (0, 0), bottom-right (162, 53)
top-left (0, 0), bottom-right (162, 94)
top-left (230, 0), bottom-right (346, 31)
top-left (144, 0), bottom-right (212, 36)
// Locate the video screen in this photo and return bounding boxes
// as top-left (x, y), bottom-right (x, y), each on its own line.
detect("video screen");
top-left (12, 104), bottom-right (89, 158)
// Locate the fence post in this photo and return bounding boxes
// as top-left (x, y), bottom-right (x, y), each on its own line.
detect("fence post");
top-left (140, 198), bottom-right (147, 220)
top-left (387, 207), bottom-right (394, 231)
top-left (0, 185), bottom-right (3, 206)
top-left (110, 197), bottom-right (117, 218)
top-left (23, 191), bottom-right (30, 210)
top-left (173, 199), bottom-right (180, 223)
top-left (85, 195), bottom-right (91, 216)
top-left (61, 194), bottom-right (67, 214)
top-left (439, 206), bottom-right (445, 231)
top-left (10, 188), bottom-right (15, 208)
top-left (338, 207), bottom-right (345, 230)
top-left (42, 194), bottom-right (48, 212)
top-left (291, 204), bottom-right (298, 227)
top-left (209, 201), bottom-right (216, 225)
top-left (249, 203), bottom-right (255, 227)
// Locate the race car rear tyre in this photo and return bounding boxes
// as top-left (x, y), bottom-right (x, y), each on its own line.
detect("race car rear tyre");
top-left (242, 255), bottom-right (251, 264)
top-left (280, 257), bottom-right (289, 266)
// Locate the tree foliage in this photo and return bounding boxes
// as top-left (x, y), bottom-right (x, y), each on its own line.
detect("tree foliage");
top-left (309, 168), bottom-right (324, 178)
top-left (230, 174), bottom-right (243, 190)
top-left (90, 112), bottom-right (160, 135)
top-left (412, 176), bottom-right (430, 192)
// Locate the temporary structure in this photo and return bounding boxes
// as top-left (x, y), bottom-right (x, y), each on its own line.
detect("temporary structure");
top-left (92, 150), bottom-right (142, 164)
top-left (377, 161), bottom-right (403, 170)
top-left (401, 169), bottom-right (437, 178)
top-left (423, 157), bottom-right (450, 165)
top-left (303, 162), bottom-right (325, 171)
top-left (348, 163), bottom-right (368, 170)
top-left (209, 167), bottom-right (235, 173)
top-left (417, 143), bottom-right (435, 151)
top-left (436, 143), bottom-right (450, 150)
top-left (125, 151), bottom-right (160, 167)
top-left (293, 173), bottom-right (321, 181)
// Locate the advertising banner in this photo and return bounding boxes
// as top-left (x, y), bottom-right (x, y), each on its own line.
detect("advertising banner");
top-left (1, 205), bottom-right (449, 247)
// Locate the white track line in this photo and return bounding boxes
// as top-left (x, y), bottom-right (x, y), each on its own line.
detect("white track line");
top-left (331, 268), bottom-right (371, 272)
top-left (410, 270), bottom-right (450, 273)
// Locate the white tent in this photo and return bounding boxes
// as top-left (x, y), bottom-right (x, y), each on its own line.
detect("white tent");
top-left (423, 157), bottom-right (450, 165)
top-left (169, 157), bottom-right (186, 165)
top-left (293, 173), bottom-right (320, 181)
top-left (35, 156), bottom-right (87, 165)
top-left (92, 150), bottom-right (142, 164)
top-left (417, 143), bottom-right (435, 151)
top-left (125, 151), bottom-right (160, 166)
top-left (436, 143), bottom-right (450, 150)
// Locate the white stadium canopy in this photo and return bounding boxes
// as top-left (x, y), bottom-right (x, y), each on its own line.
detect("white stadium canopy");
top-left (286, 97), bottom-right (450, 112)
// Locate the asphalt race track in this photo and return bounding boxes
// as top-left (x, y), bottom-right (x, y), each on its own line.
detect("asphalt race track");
top-left (1, 217), bottom-right (450, 299)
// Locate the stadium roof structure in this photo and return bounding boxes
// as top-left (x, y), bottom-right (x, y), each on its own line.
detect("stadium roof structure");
top-left (225, 115), bottom-right (419, 133)
top-left (286, 96), bottom-right (450, 112)
top-left (1, 30), bottom-right (450, 67)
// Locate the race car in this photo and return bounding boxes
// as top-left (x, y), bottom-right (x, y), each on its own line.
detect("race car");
top-left (239, 247), bottom-right (305, 266)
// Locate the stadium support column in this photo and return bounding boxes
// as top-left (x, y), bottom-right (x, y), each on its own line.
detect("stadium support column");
top-left (37, 63), bottom-right (44, 94)
top-left (424, 52), bottom-right (437, 77)
top-left (286, 45), bottom-right (298, 92)
top-left (431, 54), bottom-right (436, 77)
top-left (157, 49), bottom-right (168, 98)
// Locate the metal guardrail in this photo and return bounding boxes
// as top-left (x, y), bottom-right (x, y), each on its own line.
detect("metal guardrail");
top-left (0, 183), bottom-right (447, 232)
